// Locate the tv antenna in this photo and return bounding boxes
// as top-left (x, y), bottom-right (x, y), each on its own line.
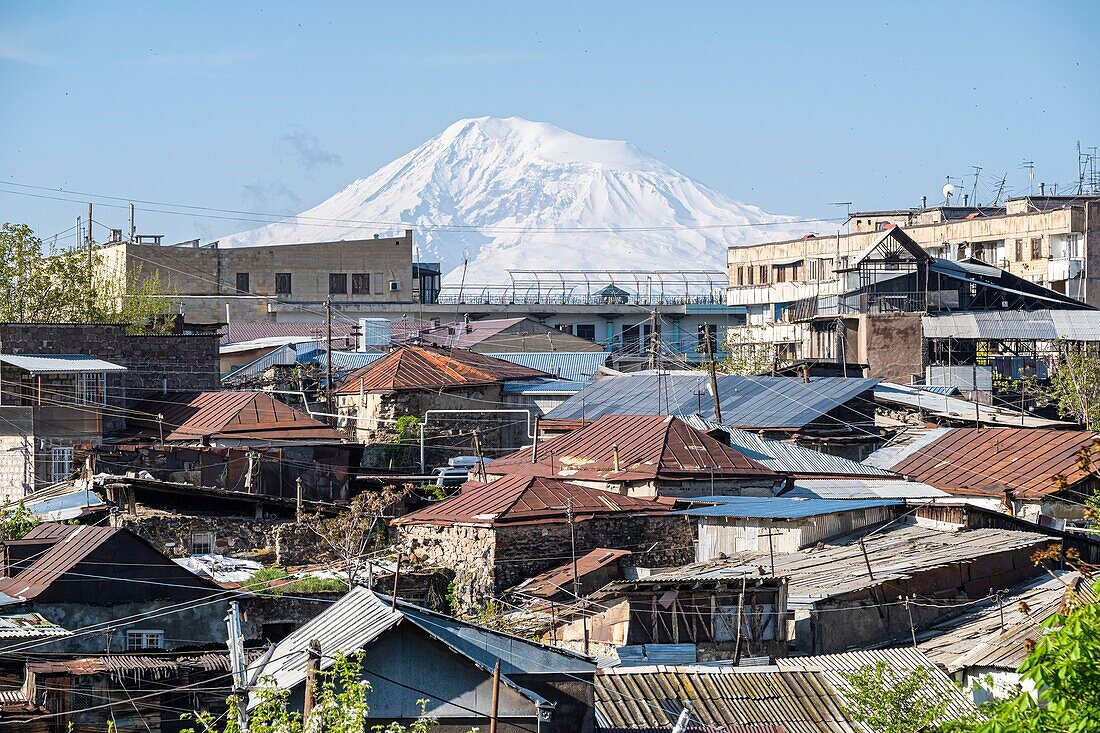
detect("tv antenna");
top-left (969, 165), bottom-right (982, 206)
top-left (1020, 160), bottom-right (1035, 195)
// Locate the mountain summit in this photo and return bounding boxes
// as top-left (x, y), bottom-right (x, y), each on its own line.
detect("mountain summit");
top-left (218, 117), bottom-right (828, 283)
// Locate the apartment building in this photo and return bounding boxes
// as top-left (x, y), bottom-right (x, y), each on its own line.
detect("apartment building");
top-left (97, 230), bottom-right (428, 322)
top-left (726, 195), bottom-right (1100, 368)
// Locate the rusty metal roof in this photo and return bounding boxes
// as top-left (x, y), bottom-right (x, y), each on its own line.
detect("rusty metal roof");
top-left (511, 548), bottom-right (632, 598)
top-left (594, 666), bottom-right (861, 733)
top-left (490, 415), bottom-right (778, 482)
top-left (887, 427), bottom-right (1100, 498)
top-left (221, 321), bottom-right (356, 347)
top-left (0, 524), bottom-right (120, 599)
top-left (334, 345), bottom-right (547, 394)
top-left (129, 390), bottom-right (343, 442)
top-left (395, 474), bottom-right (671, 527)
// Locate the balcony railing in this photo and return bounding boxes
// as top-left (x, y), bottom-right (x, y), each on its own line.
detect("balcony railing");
top-left (435, 286), bottom-right (726, 307)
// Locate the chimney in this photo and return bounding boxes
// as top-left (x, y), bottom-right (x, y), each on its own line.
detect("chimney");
top-left (531, 416), bottom-right (540, 463)
top-left (801, 365), bottom-right (810, 383)
top-left (612, 444), bottom-right (620, 472)
top-left (920, 195), bottom-right (927, 210)
top-left (1039, 182), bottom-right (1046, 196)
top-left (963, 193), bottom-right (969, 207)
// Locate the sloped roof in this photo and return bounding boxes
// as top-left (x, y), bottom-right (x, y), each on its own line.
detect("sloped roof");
top-left (674, 495), bottom-right (901, 520)
top-left (490, 415), bottom-right (778, 482)
top-left (886, 427), bottom-right (1100, 498)
top-left (594, 666), bottom-right (861, 733)
top-left (510, 548), bottom-right (631, 599)
top-left (221, 321), bottom-right (356, 347)
top-left (394, 474), bottom-right (670, 527)
top-left (129, 391), bottom-right (342, 442)
top-left (248, 587), bottom-right (594, 704)
top-left (417, 317), bottom-right (529, 349)
top-left (334, 345), bottom-right (547, 394)
top-left (483, 351), bottom-right (611, 381)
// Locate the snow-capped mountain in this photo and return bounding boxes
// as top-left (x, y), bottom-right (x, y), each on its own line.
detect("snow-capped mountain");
top-left (218, 117), bottom-right (832, 284)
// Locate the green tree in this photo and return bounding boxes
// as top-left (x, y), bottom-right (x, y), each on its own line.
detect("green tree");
top-left (0, 501), bottom-right (37, 541)
top-left (839, 661), bottom-right (953, 733)
top-left (0, 222), bottom-right (175, 333)
top-left (1045, 343), bottom-right (1100, 430)
top-left (717, 335), bottom-right (780, 376)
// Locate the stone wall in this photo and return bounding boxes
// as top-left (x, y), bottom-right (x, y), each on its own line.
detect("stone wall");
top-left (400, 524), bottom-right (496, 612)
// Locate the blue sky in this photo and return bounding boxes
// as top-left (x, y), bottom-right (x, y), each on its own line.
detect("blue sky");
top-left (2, 0), bottom-right (1098, 244)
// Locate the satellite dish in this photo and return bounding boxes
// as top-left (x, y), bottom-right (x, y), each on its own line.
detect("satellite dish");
top-left (942, 183), bottom-right (956, 201)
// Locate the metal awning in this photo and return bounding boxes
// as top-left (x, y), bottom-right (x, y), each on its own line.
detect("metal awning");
top-left (0, 354), bottom-right (127, 374)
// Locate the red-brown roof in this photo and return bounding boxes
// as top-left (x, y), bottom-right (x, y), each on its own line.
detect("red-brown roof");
top-left (129, 391), bottom-right (342, 442)
top-left (490, 415), bottom-right (778, 483)
top-left (394, 474), bottom-right (670, 527)
top-left (221, 321), bottom-right (356, 347)
top-left (890, 427), bottom-right (1100, 498)
top-left (512, 547), bottom-right (632, 598)
top-left (333, 345), bottom-right (546, 395)
top-left (414, 317), bottom-right (529, 349)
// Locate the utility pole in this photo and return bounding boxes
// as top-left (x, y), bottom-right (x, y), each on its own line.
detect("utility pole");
top-left (488, 660), bottom-right (501, 733)
top-left (647, 309), bottom-right (658, 371)
top-left (87, 202), bottom-right (94, 272)
top-left (703, 322), bottom-right (722, 422)
top-left (566, 496), bottom-right (589, 655)
top-left (303, 639), bottom-right (321, 724)
top-left (129, 203), bottom-right (136, 242)
top-left (225, 601), bottom-right (249, 730)
top-left (325, 299), bottom-right (334, 420)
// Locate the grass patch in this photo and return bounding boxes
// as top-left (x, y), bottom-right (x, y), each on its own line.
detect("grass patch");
top-left (244, 567), bottom-right (347, 596)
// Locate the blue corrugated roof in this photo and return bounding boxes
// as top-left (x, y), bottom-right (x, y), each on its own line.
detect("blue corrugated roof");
top-left (673, 495), bottom-right (902, 519)
top-left (483, 351), bottom-right (610, 381)
top-left (502, 379), bottom-right (586, 395)
top-left (547, 373), bottom-right (878, 429)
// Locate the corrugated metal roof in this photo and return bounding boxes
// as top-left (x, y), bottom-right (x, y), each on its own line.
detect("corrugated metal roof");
top-left (674, 496), bottom-right (902, 520)
top-left (0, 524), bottom-right (119, 599)
top-left (594, 666), bottom-right (861, 733)
top-left (129, 391), bottom-right (342, 442)
top-left (683, 416), bottom-right (892, 477)
top-left (0, 613), bottom-right (69, 638)
top-left (334, 345), bottom-right (547, 394)
top-left (484, 352), bottom-right (611, 381)
top-left (547, 373), bottom-right (878, 430)
top-left (923, 310), bottom-right (1100, 341)
top-left (490, 415), bottom-right (778, 483)
top-left (783, 479), bottom-right (949, 500)
top-left (776, 647), bottom-right (974, 720)
top-left (861, 427), bottom-right (951, 470)
top-left (0, 354), bottom-right (127, 374)
top-left (874, 382), bottom-right (1071, 428)
top-left (613, 644), bottom-right (697, 667)
top-left (511, 548), bottom-right (632, 598)
top-left (221, 321), bottom-right (356, 347)
top-left (394, 474), bottom-right (670, 527)
top-left (417, 317), bottom-right (529, 348)
top-left (886, 427), bottom-right (1100, 498)
top-left (248, 587), bottom-right (594, 704)
top-left (502, 379), bottom-right (586, 395)
top-left (917, 572), bottom-right (1096, 672)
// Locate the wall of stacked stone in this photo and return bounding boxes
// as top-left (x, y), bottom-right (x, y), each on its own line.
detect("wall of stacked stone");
top-left (400, 523), bottom-right (495, 613)
top-left (272, 521), bottom-right (338, 567)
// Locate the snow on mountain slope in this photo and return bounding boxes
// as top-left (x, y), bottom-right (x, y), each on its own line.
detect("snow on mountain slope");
top-left (217, 117), bottom-right (833, 284)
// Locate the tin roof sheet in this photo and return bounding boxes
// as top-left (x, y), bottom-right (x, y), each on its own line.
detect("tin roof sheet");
top-left (783, 479), bottom-right (949, 500)
top-left (885, 427), bottom-right (1100, 497)
top-left (0, 354), bottom-right (127, 374)
top-left (490, 415), bottom-right (778, 482)
top-left (923, 310), bottom-right (1100, 341)
top-left (334, 345), bottom-right (546, 394)
top-left (221, 321), bottom-right (356, 347)
top-left (511, 548), bottom-right (632, 598)
top-left (394, 474), bottom-right (670, 527)
top-left (874, 382), bottom-right (1071, 428)
top-left (129, 391), bottom-right (342, 442)
top-left (594, 666), bottom-right (861, 733)
top-left (673, 496), bottom-right (902, 520)
top-left (0, 524), bottom-right (119, 599)
top-left (484, 351), bottom-right (611, 381)
top-left (547, 373), bottom-right (878, 429)
top-left (0, 613), bottom-right (70, 638)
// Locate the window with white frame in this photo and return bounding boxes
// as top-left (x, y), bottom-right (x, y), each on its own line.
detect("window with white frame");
top-left (80, 372), bottom-right (105, 406)
top-left (126, 629), bottom-right (165, 651)
top-left (191, 531), bottom-right (215, 555)
top-left (49, 446), bottom-right (73, 482)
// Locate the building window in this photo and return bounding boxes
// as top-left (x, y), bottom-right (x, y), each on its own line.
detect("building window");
top-left (1031, 238), bottom-right (1043, 259)
top-left (575, 324), bottom-right (596, 341)
top-left (735, 266), bottom-right (744, 286)
top-left (80, 373), bottom-right (104, 406)
top-left (1015, 239), bottom-right (1024, 261)
top-left (191, 531), bottom-right (215, 555)
top-left (329, 273), bottom-right (348, 295)
top-left (758, 265), bottom-right (768, 284)
top-left (49, 446), bottom-right (73, 482)
top-left (352, 273), bottom-right (370, 295)
top-left (235, 273), bottom-right (250, 294)
top-left (126, 630), bottom-right (165, 651)
top-left (275, 273), bottom-right (292, 295)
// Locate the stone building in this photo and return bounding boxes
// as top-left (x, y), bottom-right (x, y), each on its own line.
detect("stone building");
top-left (332, 344), bottom-right (548, 462)
top-left (394, 473), bottom-right (692, 613)
top-left (486, 414), bottom-right (783, 498)
top-left (96, 231), bottom-right (423, 323)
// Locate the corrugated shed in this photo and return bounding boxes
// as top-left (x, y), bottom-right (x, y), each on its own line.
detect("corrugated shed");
top-left (923, 310), bottom-right (1100, 341)
top-left (394, 474), bottom-right (670, 527)
top-left (594, 666), bottom-right (861, 733)
top-left (0, 354), bottom-right (127, 374)
top-left (333, 345), bottom-right (547, 395)
top-left (547, 373), bottom-right (879, 430)
top-left (683, 416), bottom-right (892, 477)
top-left (128, 391), bottom-right (342, 442)
top-left (484, 351), bottom-right (611, 381)
top-left (776, 647), bottom-right (974, 720)
top-left (782, 479), bottom-right (949, 500)
top-left (674, 496), bottom-right (902, 520)
top-left (490, 415), bottom-right (778, 482)
top-left (886, 427), bottom-right (1100, 497)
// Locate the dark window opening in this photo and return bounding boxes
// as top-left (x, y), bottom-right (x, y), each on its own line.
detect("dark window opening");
top-left (329, 273), bottom-right (348, 294)
top-left (576, 324), bottom-right (596, 341)
top-left (352, 273), bottom-right (370, 295)
top-left (275, 273), bottom-right (292, 295)
top-left (235, 272), bottom-right (250, 294)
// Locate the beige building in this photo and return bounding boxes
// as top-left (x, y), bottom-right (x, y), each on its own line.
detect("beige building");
top-left (97, 231), bottom-right (421, 323)
top-left (726, 196), bottom-right (1100, 368)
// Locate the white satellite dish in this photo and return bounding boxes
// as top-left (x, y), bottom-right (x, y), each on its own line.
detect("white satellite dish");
top-left (942, 183), bottom-right (956, 202)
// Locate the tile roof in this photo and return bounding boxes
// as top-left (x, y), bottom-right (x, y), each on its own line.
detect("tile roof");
top-left (394, 474), bottom-right (671, 527)
top-left (248, 587), bottom-right (594, 703)
top-left (546, 373), bottom-right (879, 430)
top-left (489, 415), bottom-right (778, 483)
top-left (916, 572), bottom-right (1096, 672)
top-left (333, 345), bottom-right (547, 394)
top-left (885, 427), bottom-right (1100, 498)
top-left (674, 496), bottom-right (902, 520)
top-left (594, 666), bottom-right (861, 733)
top-left (683, 416), bottom-right (893, 477)
top-left (129, 391), bottom-right (342, 442)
